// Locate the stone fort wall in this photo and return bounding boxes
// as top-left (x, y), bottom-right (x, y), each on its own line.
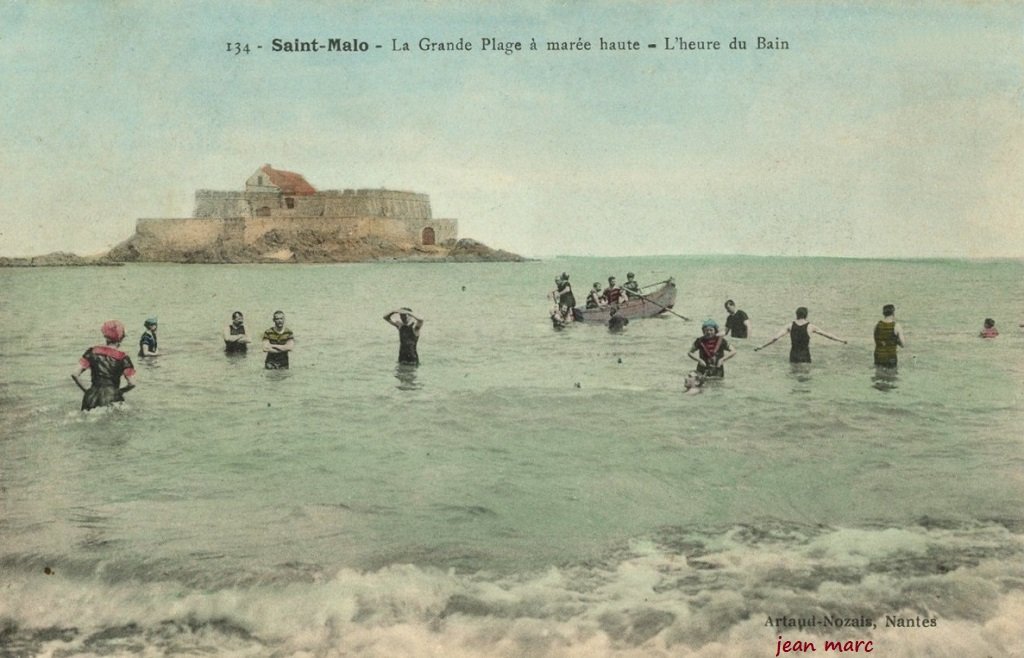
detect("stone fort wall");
top-left (137, 188), bottom-right (457, 249)
top-left (194, 188), bottom-right (433, 220)
top-left (135, 215), bottom-right (458, 250)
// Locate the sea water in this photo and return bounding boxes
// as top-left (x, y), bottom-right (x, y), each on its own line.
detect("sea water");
top-left (0, 257), bottom-right (1021, 657)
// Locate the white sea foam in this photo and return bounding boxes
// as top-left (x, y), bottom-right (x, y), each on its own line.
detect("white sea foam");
top-left (3, 523), bottom-right (1023, 657)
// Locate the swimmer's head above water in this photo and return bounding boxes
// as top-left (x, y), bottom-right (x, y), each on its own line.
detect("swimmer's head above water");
top-left (684, 371), bottom-right (705, 390)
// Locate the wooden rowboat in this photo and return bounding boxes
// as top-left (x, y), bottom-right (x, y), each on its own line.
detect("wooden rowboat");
top-left (574, 278), bottom-right (678, 324)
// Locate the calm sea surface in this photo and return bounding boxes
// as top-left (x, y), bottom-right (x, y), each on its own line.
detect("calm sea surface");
top-left (1, 257), bottom-right (1022, 657)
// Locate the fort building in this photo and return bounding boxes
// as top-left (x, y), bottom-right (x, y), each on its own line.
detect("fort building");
top-left (132, 164), bottom-right (458, 253)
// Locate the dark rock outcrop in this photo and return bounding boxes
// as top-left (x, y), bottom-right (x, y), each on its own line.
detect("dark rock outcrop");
top-left (0, 252), bottom-right (121, 267)
top-left (103, 230), bottom-right (526, 264)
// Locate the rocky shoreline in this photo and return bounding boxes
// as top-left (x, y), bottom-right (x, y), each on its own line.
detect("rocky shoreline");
top-left (0, 252), bottom-right (122, 267)
top-left (2, 237), bottom-right (526, 267)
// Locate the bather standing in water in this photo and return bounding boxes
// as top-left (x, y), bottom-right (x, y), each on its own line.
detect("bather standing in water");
top-left (555, 273), bottom-right (576, 311)
top-left (384, 307), bottom-right (424, 365)
top-left (138, 317), bottom-right (159, 357)
top-left (72, 320), bottom-right (136, 410)
top-left (754, 307), bottom-right (846, 363)
top-left (723, 300), bottom-right (751, 339)
top-left (688, 319), bottom-right (736, 378)
top-left (223, 311), bottom-right (251, 354)
top-left (262, 310), bottom-right (294, 369)
top-left (873, 304), bottom-right (905, 368)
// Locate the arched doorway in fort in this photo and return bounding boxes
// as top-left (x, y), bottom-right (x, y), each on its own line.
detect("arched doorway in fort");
top-left (422, 227), bottom-right (435, 246)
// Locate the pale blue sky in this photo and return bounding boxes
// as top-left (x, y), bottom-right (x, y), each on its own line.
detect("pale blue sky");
top-left (2, 1), bottom-right (1022, 258)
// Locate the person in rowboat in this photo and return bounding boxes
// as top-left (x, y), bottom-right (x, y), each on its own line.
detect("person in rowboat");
top-left (603, 276), bottom-right (626, 305)
top-left (622, 272), bottom-right (641, 299)
top-left (586, 282), bottom-right (605, 309)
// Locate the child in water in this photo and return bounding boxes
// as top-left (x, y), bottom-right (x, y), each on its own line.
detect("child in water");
top-left (980, 318), bottom-right (999, 338)
top-left (683, 371), bottom-right (705, 395)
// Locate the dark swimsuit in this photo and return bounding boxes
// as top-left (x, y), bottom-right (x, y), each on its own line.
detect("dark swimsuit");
top-left (225, 323), bottom-right (247, 354)
top-left (874, 321), bottom-right (898, 367)
top-left (398, 324), bottom-right (420, 365)
top-left (789, 322), bottom-right (811, 363)
top-left (726, 310), bottom-right (749, 338)
top-left (138, 330), bottom-right (157, 357)
top-left (693, 336), bottom-right (727, 377)
top-left (557, 281), bottom-right (576, 309)
top-left (79, 346), bottom-right (135, 410)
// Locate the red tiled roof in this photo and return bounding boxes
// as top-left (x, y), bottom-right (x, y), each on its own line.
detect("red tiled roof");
top-left (261, 164), bottom-right (316, 195)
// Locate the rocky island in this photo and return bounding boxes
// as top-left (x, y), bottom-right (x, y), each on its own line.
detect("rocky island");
top-left (3, 165), bottom-right (525, 266)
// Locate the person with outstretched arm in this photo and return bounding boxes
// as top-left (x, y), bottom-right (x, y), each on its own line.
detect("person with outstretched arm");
top-left (754, 307), bottom-right (846, 363)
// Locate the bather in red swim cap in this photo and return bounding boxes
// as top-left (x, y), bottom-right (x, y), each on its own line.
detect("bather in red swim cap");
top-left (101, 320), bottom-right (125, 342)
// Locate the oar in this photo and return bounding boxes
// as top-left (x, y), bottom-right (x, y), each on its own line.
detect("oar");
top-left (639, 279), bottom-right (671, 290)
top-left (627, 290), bottom-right (690, 321)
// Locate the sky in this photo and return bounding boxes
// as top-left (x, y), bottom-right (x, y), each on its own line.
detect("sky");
top-left (1, 1), bottom-right (1022, 259)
